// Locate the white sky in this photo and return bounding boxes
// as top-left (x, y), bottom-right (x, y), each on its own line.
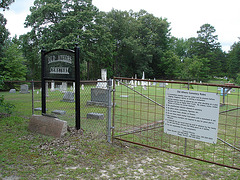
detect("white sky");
top-left (1, 0), bottom-right (240, 52)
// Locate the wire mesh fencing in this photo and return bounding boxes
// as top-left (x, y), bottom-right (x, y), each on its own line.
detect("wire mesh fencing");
top-left (1, 80), bottom-right (110, 138)
top-left (112, 77), bottom-right (240, 170)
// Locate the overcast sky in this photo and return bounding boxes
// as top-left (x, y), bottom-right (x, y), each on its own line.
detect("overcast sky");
top-left (1, 0), bottom-right (240, 52)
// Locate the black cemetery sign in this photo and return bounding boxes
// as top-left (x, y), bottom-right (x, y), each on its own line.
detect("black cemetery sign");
top-left (45, 50), bottom-right (75, 80)
top-left (41, 46), bottom-right (81, 129)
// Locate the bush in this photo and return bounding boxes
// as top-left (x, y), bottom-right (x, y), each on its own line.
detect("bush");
top-left (0, 76), bottom-right (15, 117)
top-left (0, 95), bottom-right (15, 116)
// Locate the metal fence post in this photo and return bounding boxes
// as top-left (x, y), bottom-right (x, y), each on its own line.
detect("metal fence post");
top-left (32, 79), bottom-right (34, 115)
top-left (107, 79), bottom-right (112, 143)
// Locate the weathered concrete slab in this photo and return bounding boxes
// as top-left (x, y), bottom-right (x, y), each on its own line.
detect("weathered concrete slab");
top-left (29, 115), bottom-right (67, 138)
top-left (34, 107), bottom-right (47, 111)
top-left (52, 110), bottom-right (66, 115)
top-left (87, 113), bottom-right (104, 120)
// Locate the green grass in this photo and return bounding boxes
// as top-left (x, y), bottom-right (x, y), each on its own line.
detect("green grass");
top-left (0, 116), bottom-right (239, 179)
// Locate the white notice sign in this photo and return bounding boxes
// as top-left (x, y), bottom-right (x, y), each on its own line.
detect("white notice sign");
top-left (164, 89), bottom-right (220, 144)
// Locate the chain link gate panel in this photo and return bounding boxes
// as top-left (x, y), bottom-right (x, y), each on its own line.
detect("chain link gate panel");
top-left (112, 77), bottom-right (240, 170)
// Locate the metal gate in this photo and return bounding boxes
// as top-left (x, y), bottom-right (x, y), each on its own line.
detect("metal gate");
top-left (112, 77), bottom-right (240, 170)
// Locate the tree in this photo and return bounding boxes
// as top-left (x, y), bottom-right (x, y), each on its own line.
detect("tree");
top-left (179, 56), bottom-right (210, 81)
top-left (0, 13), bottom-right (9, 56)
top-left (0, 39), bottom-right (27, 81)
top-left (227, 40), bottom-right (240, 79)
top-left (0, 0), bottom-right (14, 10)
top-left (187, 24), bottom-right (225, 77)
top-left (24, 0), bottom-right (114, 80)
top-left (19, 33), bottom-right (41, 80)
top-left (160, 50), bottom-right (180, 79)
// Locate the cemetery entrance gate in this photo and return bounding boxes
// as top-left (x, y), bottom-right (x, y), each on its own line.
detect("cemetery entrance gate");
top-left (112, 77), bottom-right (240, 170)
top-left (41, 46), bottom-right (80, 129)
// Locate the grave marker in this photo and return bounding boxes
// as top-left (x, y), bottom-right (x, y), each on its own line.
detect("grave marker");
top-left (9, 89), bottom-right (16, 93)
top-left (20, 84), bottom-right (30, 94)
top-left (61, 91), bottom-right (75, 102)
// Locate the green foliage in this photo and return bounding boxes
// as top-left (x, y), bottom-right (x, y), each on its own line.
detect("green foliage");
top-left (0, 77), bottom-right (15, 115)
top-left (0, 95), bottom-right (15, 115)
top-left (227, 40), bottom-right (240, 79)
top-left (0, 40), bottom-right (27, 81)
top-left (0, 13), bottom-right (9, 56)
top-left (0, 0), bottom-right (14, 10)
top-left (179, 56), bottom-right (210, 81)
top-left (16, 1), bottom-right (230, 80)
top-left (235, 73), bottom-right (240, 85)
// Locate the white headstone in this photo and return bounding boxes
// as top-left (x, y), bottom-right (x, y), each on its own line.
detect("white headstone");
top-left (101, 69), bottom-right (107, 81)
top-left (96, 79), bottom-right (107, 89)
top-left (51, 81), bottom-right (55, 91)
top-left (134, 74), bottom-right (137, 87)
top-left (61, 82), bottom-right (67, 92)
top-left (152, 78), bottom-right (156, 86)
top-left (143, 85), bottom-right (147, 91)
top-left (73, 82), bottom-right (75, 92)
top-left (130, 77), bottom-right (134, 86)
top-left (141, 71), bottom-right (147, 86)
top-left (148, 79), bottom-right (151, 86)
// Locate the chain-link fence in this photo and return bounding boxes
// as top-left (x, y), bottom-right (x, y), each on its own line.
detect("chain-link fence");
top-left (1, 80), bottom-right (110, 138)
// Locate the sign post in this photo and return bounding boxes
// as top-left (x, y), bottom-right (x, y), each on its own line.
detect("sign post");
top-left (41, 46), bottom-right (80, 129)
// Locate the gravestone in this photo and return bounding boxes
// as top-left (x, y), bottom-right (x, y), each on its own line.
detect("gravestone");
top-left (96, 79), bottom-right (107, 89)
top-left (52, 110), bottom-right (66, 115)
top-left (142, 85), bottom-right (147, 90)
top-left (51, 81), bottom-right (55, 91)
top-left (159, 83), bottom-right (166, 88)
top-left (152, 78), bottom-right (156, 86)
top-left (101, 69), bottom-right (107, 81)
top-left (60, 82), bottom-right (68, 92)
top-left (96, 69), bottom-right (107, 89)
top-left (81, 84), bottom-right (84, 90)
top-left (87, 88), bottom-right (109, 107)
top-left (20, 84), bottom-right (30, 94)
top-left (120, 95), bottom-right (129, 98)
top-left (61, 91), bottom-right (75, 102)
top-left (9, 89), bottom-right (16, 93)
top-left (87, 113), bottom-right (104, 120)
top-left (73, 82), bottom-right (75, 92)
top-left (134, 74), bottom-right (137, 87)
top-left (34, 107), bottom-right (47, 111)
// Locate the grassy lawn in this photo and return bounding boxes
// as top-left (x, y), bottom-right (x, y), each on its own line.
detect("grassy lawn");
top-left (0, 115), bottom-right (240, 179)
